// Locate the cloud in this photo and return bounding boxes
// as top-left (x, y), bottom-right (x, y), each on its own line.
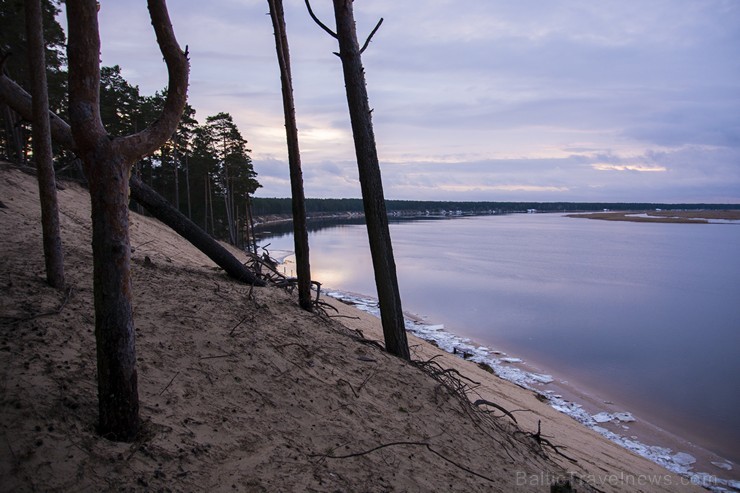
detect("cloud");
top-left (592, 164), bottom-right (668, 172)
top-left (77, 0), bottom-right (740, 203)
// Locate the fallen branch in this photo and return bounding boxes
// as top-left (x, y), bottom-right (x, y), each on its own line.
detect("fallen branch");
top-left (524, 420), bottom-right (578, 464)
top-left (159, 371), bottom-right (180, 395)
top-left (199, 353), bottom-right (236, 361)
top-left (473, 399), bottom-right (518, 424)
top-left (337, 378), bottom-right (359, 398)
top-left (310, 441), bottom-right (497, 483)
top-left (6, 286), bottom-right (73, 325)
top-left (228, 313), bottom-right (252, 336)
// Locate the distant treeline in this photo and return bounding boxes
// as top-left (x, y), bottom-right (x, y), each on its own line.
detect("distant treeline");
top-left (251, 198), bottom-right (737, 216)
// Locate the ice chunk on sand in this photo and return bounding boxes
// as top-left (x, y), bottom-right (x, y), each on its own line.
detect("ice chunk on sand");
top-left (530, 373), bottom-right (554, 384)
top-left (592, 411), bottom-right (636, 424)
top-left (614, 412), bottom-right (636, 423)
top-left (711, 461), bottom-right (733, 471)
top-left (672, 452), bottom-right (697, 466)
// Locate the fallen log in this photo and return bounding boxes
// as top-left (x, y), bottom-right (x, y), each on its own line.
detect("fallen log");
top-left (129, 175), bottom-right (264, 285)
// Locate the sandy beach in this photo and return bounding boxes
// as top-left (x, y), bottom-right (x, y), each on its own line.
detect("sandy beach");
top-left (567, 210), bottom-right (740, 224)
top-left (0, 164), bottom-right (730, 491)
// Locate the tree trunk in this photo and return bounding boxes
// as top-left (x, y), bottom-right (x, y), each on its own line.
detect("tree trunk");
top-left (1, 102), bottom-right (23, 163)
top-left (208, 176), bottom-right (216, 236)
top-left (87, 148), bottom-right (140, 441)
top-left (247, 195), bottom-right (258, 256)
top-left (268, 0), bottom-right (313, 312)
top-left (66, 0), bottom-right (189, 442)
top-left (185, 154), bottom-right (192, 219)
top-left (25, 0), bottom-right (65, 289)
top-left (332, 0), bottom-right (409, 359)
top-left (173, 135), bottom-right (180, 210)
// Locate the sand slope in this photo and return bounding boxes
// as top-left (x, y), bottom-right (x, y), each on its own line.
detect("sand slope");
top-left (0, 165), bottom-right (706, 492)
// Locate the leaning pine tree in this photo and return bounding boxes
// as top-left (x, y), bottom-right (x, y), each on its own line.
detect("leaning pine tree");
top-left (66, 0), bottom-right (189, 441)
top-left (267, 0), bottom-right (313, 312)
top-left (306, 0), bottom-right (410, 359)
top-left (25, 0), bottom-right (65, 289)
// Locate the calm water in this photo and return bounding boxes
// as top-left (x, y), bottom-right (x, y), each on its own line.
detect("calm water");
top-left (260, 214), bottom-right (740, 463)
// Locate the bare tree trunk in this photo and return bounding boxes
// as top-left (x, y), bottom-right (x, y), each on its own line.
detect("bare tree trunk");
top-left (235, 205), bottom-right (240, 249)
top-left (247, 195), bottom-right (258, 256)
top-left (185, 154), bottom-right (192, 219)
top-left (223, 171), bottom-right (236, 245)
top-left (25, 0), bottom-right (65, 289)
top-left (1, 102), bottom-right (23, 163)
top-left (204, 176), bottom-right (209, 232)
top-left (268, 0), bottom-right (312, 311)
top-left (331, 0), bottom-right (409, 359)
top-left (173, 134), bottom-right (180, 210)
top-left (244, 200), bottom-right (253, 253)
top-left (208, 176), bottom-right (216, 236)
top-left (66, 0), bottom-right (189, 441)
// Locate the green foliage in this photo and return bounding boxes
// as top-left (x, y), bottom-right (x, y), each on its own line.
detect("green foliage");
top-left (100, 66), bottom-right (143, 136)
top-left (0, 0), bottom-right (66, 105)
top-left (96, 70), bottom-right (261, 245)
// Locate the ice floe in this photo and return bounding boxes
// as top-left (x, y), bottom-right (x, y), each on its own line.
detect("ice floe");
top-left (712, 461), bottom-right (733, 471)
top-left (590, 411), bottom-right (636, 423)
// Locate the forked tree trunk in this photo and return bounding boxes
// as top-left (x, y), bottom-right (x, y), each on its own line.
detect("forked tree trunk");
top-left (331, 0), bottom-right (410, 359)
top-left (25, 0), bottom-right (65, 288)
top-left (66, 0), bottom-right (189, 441)
top-left (268, 0), bottom-right (313, 312)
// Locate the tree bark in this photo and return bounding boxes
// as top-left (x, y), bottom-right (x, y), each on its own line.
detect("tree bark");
top-left (66, 0), bottom-right (189, 441)
top-left (185, 154), bottom-right (192, 219)
top-left (0, 71), bottom-right (265, 288)
top-left (268, 0), bottom-right (313, 312)
top-left (25, 0), bottom-right (65, 289)
top-left (332, 0), bottom-right (409, 359)
top-left (1, 102), bottom-right (23, 162)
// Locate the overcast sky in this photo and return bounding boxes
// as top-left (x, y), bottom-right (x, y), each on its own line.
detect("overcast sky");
top-left (65, 0), bottom-right (740, 203)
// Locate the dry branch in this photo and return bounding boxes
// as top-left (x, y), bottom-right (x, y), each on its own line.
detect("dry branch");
top-left (473, 399), bottom-right (518, 424)
top-left (5, 286), bottom-right (73, 325)
top-left (310, 440), bottom-right (498, 483)
top-left (304, 0), bottom-right (337, 38)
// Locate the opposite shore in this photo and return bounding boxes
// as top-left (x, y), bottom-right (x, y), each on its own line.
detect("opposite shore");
top-left (254, 208), bottom-right (740, 231)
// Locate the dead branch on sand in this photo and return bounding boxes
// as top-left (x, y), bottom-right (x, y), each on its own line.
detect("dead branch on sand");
top-left (309, 440), bottom-right (498, 484)
top-left (3, 286), bottom-right (73, 325)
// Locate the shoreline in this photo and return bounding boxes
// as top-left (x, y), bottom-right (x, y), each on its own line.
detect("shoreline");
top-left (323, 289), bottom-right (739, 490)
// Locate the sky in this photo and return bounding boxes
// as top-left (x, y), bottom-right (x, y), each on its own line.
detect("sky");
top-left (61, 0), bottom-right (740, 203)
